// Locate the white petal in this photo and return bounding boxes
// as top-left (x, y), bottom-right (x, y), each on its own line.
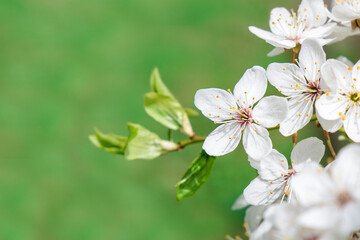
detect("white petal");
top-left (252, 96), bottom-right (288, 128)
top-left (267, 47), bottom-right (285, 57)
top-left (269, 8), bottom-right (292, 37)
top-left (257, 149), bottom-right (288, 181)
top-left (337, 56), bottom-right (354, 67)
top-left (279, 95), bottom-right (314, 136)
top-left (194, 88), bottom-right (237, 122)
top-left (243, 124), bottom-right (272, 159)
top-left (266, 63), bottom-right (307, 96)
top-left (233, 66), bottom-right (267, 107)
top-left (298, 206), bottom-right (339, 230)
top-left (298, 0), bottom-right (328, 27)
top-left (291, 137), bottom-right (325, 171)
top-left (316, 111), bottom-right (343, 132)
top-left (244, 205), bottom-right (268, 234)
top-left (202, 122), bottom-right (242, 156)
top-left (328, 25), bottom-right (360, 43)
top-left (315, 93), bottom-right (347, 120)
top-left (231, 194), bottom-right (249, 210)
top-left (352, 59), bottom-right (360, 89)
top-left (339, 202), bottom-right (360, 234)
top-left (313, 37), bottom-right (336, 46)
top-left (320, 59), bottom-right (353, 92)
top-left (298, 39), bottom-right (326, 81)
top-left (344, 105), bottom-right (360, 143)
top-left (301, 23), bottom-right (336, 41)
top-left (329, 144), bottom-right (360, 192)
top-left (331, 5), bottom-right (360, 22)
top-left (248, 156), bottom-right (261, 171)
top-left (250, 219), bottom-right (272, 240)
top-left (249, 26), bottom-right (296, 49)
top-left (243, 177), bottom-right (283, 205)
top-left (292, 163), bottom-right (334, 206)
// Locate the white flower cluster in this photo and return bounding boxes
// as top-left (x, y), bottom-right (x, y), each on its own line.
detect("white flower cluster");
top-left (247, 144), bottom-right (360, 240)
top-left (194, 0), bottom-right (360, 239)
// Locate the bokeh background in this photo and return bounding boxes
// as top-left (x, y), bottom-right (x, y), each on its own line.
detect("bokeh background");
top-left (0, 0), bottom-right (359, 239)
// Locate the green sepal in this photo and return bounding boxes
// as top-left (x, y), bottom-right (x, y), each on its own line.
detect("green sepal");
top-left (89, 128), bottom-right (127, 154)
top-left (144, 92), bottom-right (187, 130)
top-left (125, 122), bottom-right (163, 160)
top-left (176, 150), bottom-right (215, 201)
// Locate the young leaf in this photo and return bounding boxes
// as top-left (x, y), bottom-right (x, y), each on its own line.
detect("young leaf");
top-left (144, 92), bottom-right (186, 130)
top-left (150, 68), bottom-right (175, 98)
top-left (184, 108), bottom-right (199, 118)
top-left (176, 150), bottom-right (215, 201)
top-left (147, 68), bottom-right (194, 137)
top-left (125, 122), bottom-right (163, 160)
top-left (89, 128), bottom-right (127, 154)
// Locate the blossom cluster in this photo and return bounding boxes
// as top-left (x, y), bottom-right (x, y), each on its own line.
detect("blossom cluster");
top-left (90, 0), bottom-right (360, 238)
top-left (194, 0), bottom-right (360, 239)
top-left (245, 144), bottom-right (360, 240)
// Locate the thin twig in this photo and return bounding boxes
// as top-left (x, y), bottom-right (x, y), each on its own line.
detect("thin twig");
top-left (323, 130), bottom-right (337, 159)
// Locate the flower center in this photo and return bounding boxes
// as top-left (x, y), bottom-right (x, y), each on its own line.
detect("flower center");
top-left (285, 169), bottom-right (297, 181)
top-left (350, 91), bottom-right (360, 102)
top-left (306, 81), bottom-right (322, 99)
top-left (337, 191), bottom-right (353, 206)
top-left (235, 107), bottom-right (253, 126)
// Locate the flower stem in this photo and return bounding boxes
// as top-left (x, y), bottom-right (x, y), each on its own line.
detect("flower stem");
top-left (177, 136), bottom-right (206, 150)
top-left (323, 130), bottom-right (337, 159)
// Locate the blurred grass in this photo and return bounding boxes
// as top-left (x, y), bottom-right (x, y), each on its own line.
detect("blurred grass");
top-left (0, 0), bottom-right (358, 239)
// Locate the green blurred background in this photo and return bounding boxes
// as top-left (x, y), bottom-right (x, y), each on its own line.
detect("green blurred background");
top-left (0, 0), bottom-right (358, 239)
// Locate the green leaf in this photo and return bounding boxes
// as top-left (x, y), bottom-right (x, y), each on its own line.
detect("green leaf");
top-left (89, 128), bottom-right (127, 154)
top-left (184, 108), bottom-right (199, 118)
top-left (150, 68), bottom-right (175, 98)
top-left (144, 92), bottom-right (186, 130)
top-left (176, 150), bottom-right (215, 201)
top-left (147, 68), bottom-right (195, 137)
top-left (125, 123), bottom-right (163, 160)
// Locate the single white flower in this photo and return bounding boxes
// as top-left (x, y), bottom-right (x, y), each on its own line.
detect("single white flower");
top-left (243, 137), bottom-right (325, 206)
top-left (249, 0), bottom-right (336, 56)
top-left (315, 58), bottom-right (360, 142)
top-left (267, 39), bottom-right (340, 135)
top-left (194, 66), bottom-right (288, 158)
top-left (292, 144), bottom-right (360, 236)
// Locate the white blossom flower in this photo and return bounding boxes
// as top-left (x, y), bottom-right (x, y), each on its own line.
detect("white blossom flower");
top-left (326, 0), bottom-right (360, 42)
top-left (315, 58), bottom-right (360, 142)
top-left (329, 0), bottom-right (360, 23)
top-left (267, 39), bottom-right (340, 136)
top-left (249, 0), bottom-right (336, 56)
top-left (292, 144), bottom-right (360, 236)
top-left (250, 203), bottom-right (344, 240)
top-left (194, 66), bottom-right (288, 158)
top-left (243, 137), bottom-right (325, 206)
